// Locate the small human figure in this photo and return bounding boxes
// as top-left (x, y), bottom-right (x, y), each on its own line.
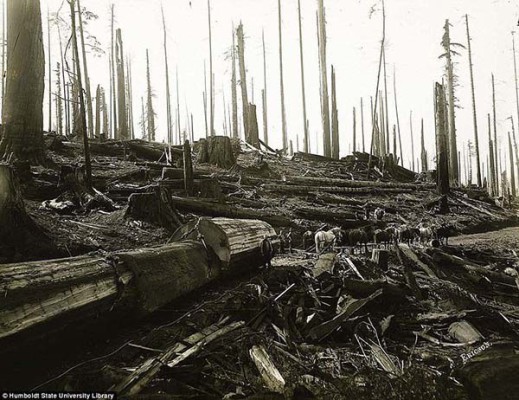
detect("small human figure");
top-left (278, 229), bottom-right (285, 253)
top-left (260, 236), bottom-right (274, 269)
top-left (302, 230), bottom-right (313, 250)
top-left (287, 228), bottom-right (293, 253)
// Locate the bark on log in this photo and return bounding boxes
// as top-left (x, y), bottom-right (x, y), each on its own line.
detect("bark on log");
top-left (169, 195), bottom-right (293, 227)
top-left (294, 206), bottom-right (356, 223)
top-left (171, 217), bottom-right (278, 269)
top-left (262, 183), bottom-right (414, 195)
top-left (0, 218), bottom-right (277, 345)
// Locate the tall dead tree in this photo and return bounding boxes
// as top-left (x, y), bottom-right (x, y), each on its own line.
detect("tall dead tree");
top-left (176, 68), bottom-right (181, 143)
top-left (1, 0), bottom-right (5, 117)
top-left (161, 5), bottom-right (173, 144)
top-left (353, 107), bottom-right (357, 153)
top-left (513, 33), bottom-right (519, 149)
top-left (331, 66), bottom-right (339, 158)
top-left (110, 4), bottom-right (117, 140)
top-left (488, 113), bottom-right (496, 196)
top-left (360, 98), bottom-right (365, 152)
top-left (0, 0), bottom-right (45, 163)
top-left (421, 118), bottom-right (428, 172)
top-left (146, 49), bottom-right (155, 142)
top-left (435, 83), bottom-right (450, 201)
top-left (68, 0), bottom-right (91, 187)
top-left (47, 8), bottom-right (52, 133)
top-left (77, 0), bottom-right (93, 138)
top-left (126, 58), bottom-right (135, 139)
top-left (392, 68), bottom-right (403, 166)
top-left (95, 84), bottom-right (101, 139)
top-left (465, 14), bottom-right (482, 187)
top-left (116, 28), bottom-right (128, 140)
top-left (297, 0), bottom-right (309, 153)
top-left (236, 23), bottom-right (249, 142)
top-left (278, 0), bottom-right (288, 152)
top-left (317, 0), bottom-right (331, 158)
top-left (102, 88), bottom-right (108, 137)
top-left (261, 30), bottom-right (268, 145)
top-left (55, 62), bottom-right (63, 136)
top-left (441, 19), bottom-right (461, 184)
top-left (409, 111), bottom-right (415, 172)
top-left (203, 61), bottom-right (208, 138)
top-left (208, 0), bottom-right (214, 136)
top-left (509, 132), bottom-right (516, 197)
top-left (140, 96), bottom-right (146, 140)
top-left (231, 28), bottom-right (238, 139)
top-left (492, 73), bottom-right (499, 193)
top-left (382, 47), bottom-right (390, 153)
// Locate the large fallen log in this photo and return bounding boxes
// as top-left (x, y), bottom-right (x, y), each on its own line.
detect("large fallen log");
top-left (261, 184), bottom-right (414, 195)
top-left (286, 176), bottom-right (433, 190)
top-left (0, 218), bottom-right (275, 345)
top-left (171, 217), bottom-right (278, 269)
top-left (169, 195), bottom-right (293, 227)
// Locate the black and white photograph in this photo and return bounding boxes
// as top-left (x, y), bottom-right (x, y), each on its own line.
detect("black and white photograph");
top-left (1, 0), bottom-right (519, 398)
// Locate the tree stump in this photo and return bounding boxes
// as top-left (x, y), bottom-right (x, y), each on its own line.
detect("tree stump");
top-left (0, 164), bottom-right (55, 261)
top-left (126, 186), bottom-right (183, 232)
top-left (198, 136), bottom-right (236, 169)
top-left (183, 140), bottom-right (194, 196)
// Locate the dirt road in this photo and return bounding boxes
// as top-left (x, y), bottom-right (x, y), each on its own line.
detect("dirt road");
top-left (450, 226), bottom-right (519, 250)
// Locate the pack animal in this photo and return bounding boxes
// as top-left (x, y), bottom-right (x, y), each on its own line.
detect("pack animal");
top-left (346, 225), bottom-right (374, 254)
top-left (314, 227), bottom-right (341, 253)
top-left (397, 225), bottom-right (419, 244)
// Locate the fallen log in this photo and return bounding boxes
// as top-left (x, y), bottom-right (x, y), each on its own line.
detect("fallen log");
top-left (171, 218), bottom-right (278, 269)
top-left (0, 218), bottom-right (275, 345)
top-left (262, 184), bottom-right (414, 195)
top-left (169, 195), bottom-right (293, 227)
top-left (249, 344), bottom-right (286, 394)
top-left (287, 175), bottom-right (433, 190)
top-left (294, 206), bottom-right (356, 223)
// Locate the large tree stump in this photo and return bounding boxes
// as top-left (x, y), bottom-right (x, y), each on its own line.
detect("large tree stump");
top-left (198, 136), bottom-right (236, 169)
top-left (126, 186), bottom-right (183, 231)
top-left (0, 164), bottom-right (55, 261)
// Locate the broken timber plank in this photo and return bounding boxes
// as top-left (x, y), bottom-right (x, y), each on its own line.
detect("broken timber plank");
top-left (249, 344), bottom-right (286, 394)
top-left (112, 320), bottom-right (244, 395)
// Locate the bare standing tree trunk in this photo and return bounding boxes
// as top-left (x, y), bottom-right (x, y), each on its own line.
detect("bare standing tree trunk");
top-left (393, 67), bottom-right (403, 166)
top-left (435, 82), bottom-right (450, 199)
top-left (488, 113), bottom-right (496, 196)
top-left (236, 23), bottom-right (249, 142)
top-left (360, 98), bottom-right (365, 152)
top-left (203, 61), bottom-right (208, 138)
top-left (176, 67), bottom-right (181, 142)
top-left (47, 8), bottom-right (52, 133)
top-left (208, 0), bottom-right (214, 136)
top-left (262, 30), bottom-right (268, 145)
top-left (382, 47), bottom-right (390, 152)
top-left (278, 0), bottom-right (288, 152)
top-left (231, 29), bottom-right (238, 139)
top-left (102, 88), bottom-right (108, 138)
top-left (421, 118), bottom-right (428, 172)
top-left (146, 49), bottom-right (155, 142)
top-left (1, 0), bottom-right (5, 118)
top-left (297, 0), bottom-right (308, 153)
top-left (77, 0), bottom-right (93, 138)
top-left (513, 33), bottom-right (519, 151)
top-left (317, 0), bottom-right (331, 158)
top-left (492, 73), bottom-right (499, 194)
top-left (0, 0), bottom-right (45, 163)
top-left (68, 0), bottom-right (91, 187)
top-left (56, 62), bottom-right (63, 136)
top-left (116, 29), bottom-right (128, 140)
top-left (95, 84), bottom-right (101, 139)
top-left (465, 15), bottom-right (482, 187)
top-left (353, 107), bottom-right (357, 153)
top-left (509, 132), bottom-right (516, 197)
top-left (126, 58), bottom-right (135, 139)
top-left (110, 4), bottom-right (117, 140)
top-left (443, 20), bottom-right (459, 184)
top-left (409, 111), bottom-right (415, 172)
top-left (331, 65), bottom-right (339, 158)
top-left (161, 5), bottom-right (173, 144)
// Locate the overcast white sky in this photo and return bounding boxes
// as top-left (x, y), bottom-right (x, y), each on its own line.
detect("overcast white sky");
top-left (22, 0), bottom-right (519, 178)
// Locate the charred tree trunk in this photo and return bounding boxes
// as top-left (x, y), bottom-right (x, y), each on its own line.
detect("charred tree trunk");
top-left (0, 0), bottom-right (45, 163)
top-left (198, 136), bottom-right (236, 169)
top-left (492, 73), bottom-right (499, 194)
top-left (110, 5), bottom-right (117, 140)
top-left (56, 62), bottom-right (63, 136)
top-left (208, 0), bottom-right (214, 137)
top-left (102, 88), bottom-right (108, 139)
top-left (509, 132), bottom-right (516, 197)
top-left (161, 5), bottom-right (173, 144)
top-left (421, 118), bottom-right (428, 172)
top-left (488, 114), bottom-right (496, 197)
top-left (183, 140), bottom-right (194, 196)
top-left (361, 98), bottom-right (365, 152)
top-left (95, 84), bottom-right (101, 139)
top-left (410, 111), bottom-right (415, 172)
top-left (248, 104), bottom-right (260, 148)
top-left (435, 82), bottom-right (450, 200)
top-left (47, 8), bottom-right (51, 133)
top-left (353, 107), bottom-right (357, 153)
